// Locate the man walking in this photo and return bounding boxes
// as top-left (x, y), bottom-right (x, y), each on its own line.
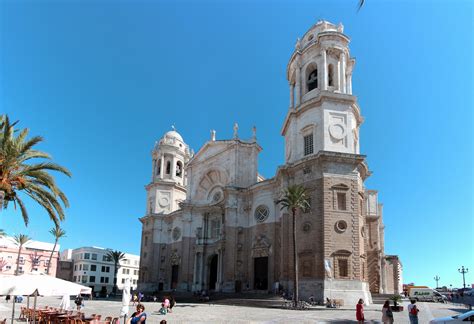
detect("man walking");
top-left (408, 299), bottom-right (419, 324)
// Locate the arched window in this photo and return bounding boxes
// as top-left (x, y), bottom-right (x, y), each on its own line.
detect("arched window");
top-left (156, 159), bottom-right (161, 175)
top-left (166, 161), bottom-right (171, 174)
top-left (328, 64), bottom-right (334, 87)
top-left (307, 67), bottom-right (318, 92)
top-left (176, 161), bottom-right (183, 177)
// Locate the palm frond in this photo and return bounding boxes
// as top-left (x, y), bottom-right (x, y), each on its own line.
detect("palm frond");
top-left (15, 195), bottom-right (29, 226)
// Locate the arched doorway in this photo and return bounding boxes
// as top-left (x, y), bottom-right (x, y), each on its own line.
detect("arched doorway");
top-left (254, 257), bottom-right (268, 290)
top-left (209, 254), bottom-right (218, 291)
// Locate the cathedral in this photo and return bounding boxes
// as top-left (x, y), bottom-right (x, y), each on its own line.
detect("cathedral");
top-left (138, 20), bottom-right (402, 304)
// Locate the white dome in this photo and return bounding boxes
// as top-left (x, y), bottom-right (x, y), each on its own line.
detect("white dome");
top-left (163, 130), bottom-right (183, 142)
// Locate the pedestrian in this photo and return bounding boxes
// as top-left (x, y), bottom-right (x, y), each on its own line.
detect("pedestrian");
top-left (356, 298), bottom-right (364, 323)
top-left (408, 299), bottom-right (419, 324)
top-left (382, 300), bottom-right (394, 323)
top-left (138, 292), bottom-right (144, 302)
top-left (128, 304), bottom-right (147, 324)
top-left (74, 294), bottom-right (84, 311)
top-left (132, 294), bottom-right (138, 306)
top-left (5, 295), bottom-right (10, 303)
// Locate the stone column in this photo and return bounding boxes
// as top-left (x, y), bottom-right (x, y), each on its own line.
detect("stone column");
top-left (322, 49), bottom-right (328, 90)
top-left (171, 156), bottom-right (176, 179)
top-left (193, 253), bottom-right (198, 290)
top-left (294, 65), bottom-right (301, 106)
top-left (347, 73), bottom-right (352, 94)
top-left (289, 83), bottom-right (294, 108)
top-left (336, 58), bottom-right (341, 92)
top-left (340, 53), bottom-right (346, 94)
top-left (160, 154), bottom-right (165, 179)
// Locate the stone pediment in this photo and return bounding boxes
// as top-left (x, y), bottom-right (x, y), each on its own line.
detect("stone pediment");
top-left (187, 141), bottom-right (233, 167)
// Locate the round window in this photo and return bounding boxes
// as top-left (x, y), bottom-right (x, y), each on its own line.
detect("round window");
top-left (254, 205), bottom-right (269, 223)
top-left (172, 227), bottom-right (181, 241)
top-left (335, 220), bottom-right (348, 233)
top-left (302, 222), bottom-right (312, 233)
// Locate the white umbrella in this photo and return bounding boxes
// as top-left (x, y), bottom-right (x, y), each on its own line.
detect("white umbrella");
top-left (0, 272), bottom-right (92, 296)
top-left (120, 278), bottom-right (131, 321)
top-left (0, 272), bottom-right (91, 324)
top-left (59, 294), bottom-right (71, 310)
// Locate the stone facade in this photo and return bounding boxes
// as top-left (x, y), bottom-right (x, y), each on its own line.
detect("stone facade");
top-left (138, 20), bottom-right (401, 305)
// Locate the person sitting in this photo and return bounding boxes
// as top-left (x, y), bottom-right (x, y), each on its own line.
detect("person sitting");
top-left (128, 304), bottom-right (146, 324)
top-left (158, 302), bottom-right (167, 315)
top-left (326, 297), bottom-right (336, 308)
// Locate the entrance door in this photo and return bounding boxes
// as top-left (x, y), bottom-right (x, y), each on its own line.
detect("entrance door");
top-left (171, 265), bottom-right (179, 289)
top-left (209, 255), bottom-right (218, 290)
top-left (254, 257), bottom-right (268, 290)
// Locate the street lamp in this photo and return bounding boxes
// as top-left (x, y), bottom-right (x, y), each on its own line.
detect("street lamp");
top-left (434, 275), bottom-right (440, 289)
top-left (458, 266), bottom-right (469, 289)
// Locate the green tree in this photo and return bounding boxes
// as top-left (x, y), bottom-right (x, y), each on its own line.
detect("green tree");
top-left (278, 185), bottom-right (310, 307)
top-left (46, 226), bottom-right (66, 275)
top-left (14, 234), bottom-right (31, 275)
top-left (106, 250), bottom-right (125, 295)
top-left (0, 115), bottom-right (71, 226)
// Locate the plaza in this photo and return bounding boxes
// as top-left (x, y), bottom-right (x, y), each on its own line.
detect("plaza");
top-left (0, 296), bottom-right (470, 323)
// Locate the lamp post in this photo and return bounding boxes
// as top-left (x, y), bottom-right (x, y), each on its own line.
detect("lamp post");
top-left (458, 266), bottom-right (469, 289)
top-left (434, 275), bottom-right (440, 289)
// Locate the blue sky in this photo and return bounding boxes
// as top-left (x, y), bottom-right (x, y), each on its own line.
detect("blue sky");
top-left (1, 0), bottom-right (472, 288)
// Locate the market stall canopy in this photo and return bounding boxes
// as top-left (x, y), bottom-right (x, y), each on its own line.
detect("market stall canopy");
top-left (0, 272), bottom-right (92, 296)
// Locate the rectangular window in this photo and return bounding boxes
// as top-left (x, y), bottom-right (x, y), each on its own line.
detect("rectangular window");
top-left (89, 276), bottom-right (96, 283)
top-left (77, 275), bottom-right (81, 282)
top-left (337, 192), bottom-right (347, 210)
top-left (105, 277), bottom-right (109, 283)
top-left (101, 266), bottom-right (105, 272)
top-left (134, 270), bottom-right (138, 275)
top-left (73, 276), bottom-right (77, 282)
top-left (338, 259), bottom-right (348, 278)
top-left (74, 265), bottom-right (77, 271)
top-left (91, 254), bottom-right (97, 260)
top-left (100, 277), bottom-right (104, 283)
top-left (122, 268), bottom-right (126, 274)
top-left (121, 278), bottom-right (125, 284)
top-left (83, 264), bottom-right (89, 271)
top-left (133, 279), bottom-right (137, 285)
top-left (91, 265), bottom-right (97, 271)
top-left (304, 134), bottom-right (314, 156)
top-left (103, 255), bottom-right (111, 262)
top-left (79, 264), bottom-right (82, 271)
top-left (144, 236), bottom-right (148, 246)
top-left (84, 253), bottom-right (90, 260)
top-left (81, 276), bottom-right (87, 283)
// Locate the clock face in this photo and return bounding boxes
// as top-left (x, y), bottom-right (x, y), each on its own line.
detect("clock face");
top-left (329, 123), bottom-right (346, 140)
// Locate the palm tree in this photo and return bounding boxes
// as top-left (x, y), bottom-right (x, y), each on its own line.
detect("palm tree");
top-left (46, 226), bottom-right (66, 275)
top-left (0, 229), bottom-right (5, 237)
top-left (14, 234), bottom-right (31, 275)
top-left (0, 114), bottom-right (71, 226)
top-left (106, 250), bottom-right (125, 295)
top-left (278, 185), bottom-right (310, 308)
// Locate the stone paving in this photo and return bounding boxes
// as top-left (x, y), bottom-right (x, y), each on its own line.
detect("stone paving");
top-left (0, 297), bottom-right (471, 323)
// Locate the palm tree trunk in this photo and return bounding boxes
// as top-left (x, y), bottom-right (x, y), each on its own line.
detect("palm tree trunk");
top-left (113, 262), bottom-right (118, 295)
top-left (46, 239), bottom-right (58, 275)
top-left (15, 245), bottom-right (22, 276)
top-left (292, 208), bottom-right (299, 307)
top-left (0, 190), bottom-right (4, 212)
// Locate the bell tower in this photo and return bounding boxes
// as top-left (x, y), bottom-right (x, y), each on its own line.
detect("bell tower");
top-left (282, 20), bottom-right (363, 164)
top-left (147, 128), bottom-right (192, 215)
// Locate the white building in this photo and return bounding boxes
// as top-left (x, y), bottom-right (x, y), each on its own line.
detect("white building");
top-left (62, 247), bottom-right (140, 295)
